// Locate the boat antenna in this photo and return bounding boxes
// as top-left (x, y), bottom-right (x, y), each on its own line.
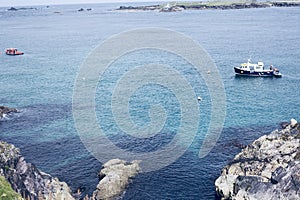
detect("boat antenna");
top-left (249, 55), bottom-right (252, 63)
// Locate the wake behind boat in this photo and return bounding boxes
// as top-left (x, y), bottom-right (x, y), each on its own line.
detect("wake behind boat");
top-left (234, 59), bottom-right (282, 78)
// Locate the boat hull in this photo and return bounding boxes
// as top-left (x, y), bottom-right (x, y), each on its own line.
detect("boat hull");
top-left (6, 52), bottom-right (24, 56)
top-left (234, 67), bottom-right (280, 77)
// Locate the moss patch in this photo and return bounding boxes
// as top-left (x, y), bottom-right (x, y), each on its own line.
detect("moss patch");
top-left (0, 176), bottom-right (22, 200)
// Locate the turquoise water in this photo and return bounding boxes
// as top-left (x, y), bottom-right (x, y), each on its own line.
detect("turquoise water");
top-left (0, 3), bottom-right (299, 199)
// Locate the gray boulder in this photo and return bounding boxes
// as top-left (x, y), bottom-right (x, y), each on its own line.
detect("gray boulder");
top-left (92, 159), bottom-right (141, 200)
top-left (215, 119), bottom-right (300, 200)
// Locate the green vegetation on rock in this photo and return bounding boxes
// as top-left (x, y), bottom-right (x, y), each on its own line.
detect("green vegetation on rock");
top-left (0, 176), bottom-right (23, 200)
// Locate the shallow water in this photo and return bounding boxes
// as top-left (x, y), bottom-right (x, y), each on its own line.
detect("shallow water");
top-left (0, 3), bottom-right (299, 199)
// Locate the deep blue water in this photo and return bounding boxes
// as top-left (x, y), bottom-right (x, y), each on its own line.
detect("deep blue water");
top-left (0, 3), bottom-right (299, 199)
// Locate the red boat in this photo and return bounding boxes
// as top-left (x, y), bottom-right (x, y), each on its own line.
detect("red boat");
top-left (5, 48), bottom-right (24, 56)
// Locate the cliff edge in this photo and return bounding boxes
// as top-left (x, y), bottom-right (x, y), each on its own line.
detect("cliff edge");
top-left (215, 119), bottom-right (300, 200)
top-left (0, 140), bottom-right (75, 200)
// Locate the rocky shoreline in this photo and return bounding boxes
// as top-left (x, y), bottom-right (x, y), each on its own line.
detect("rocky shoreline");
top-left (3, 105), bottom-right (299, 199)
top-left (0, 106), bottom-right (141, 199)
top-left (0, 140), bottom-right (141, 200)
top-left (215, 119), bottom-right (300, 199)
top-left (117, 1), bottom-right (300, 12)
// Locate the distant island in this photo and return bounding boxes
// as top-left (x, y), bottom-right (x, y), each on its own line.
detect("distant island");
top-left (117, 1), bottom-right (300, 12)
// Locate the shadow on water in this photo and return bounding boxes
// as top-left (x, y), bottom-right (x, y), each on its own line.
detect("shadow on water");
top-left (123, 123), bottom-right (279, 200)
top-left (0, 103), bottom-right (72, 131)
top-left (0, 103), bottom-right (102, 197)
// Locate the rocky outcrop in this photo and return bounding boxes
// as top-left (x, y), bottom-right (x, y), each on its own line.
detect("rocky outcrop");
top-left (117, 1), bottom-right (300, 12)
top-left (0, 106), bottom-right (17, 119)
top-left (0, 141), bottom-right (75, 200)
top-left (92, 159), bottom-right (141, 200)
top-left (118, 5), bottom-right (160, 11)
top-left (7, 7), bottom-right (37, 11)
top-left (160, 5), bottom-right (185, 12)
top-left (215, 119), bottom-right (300, 200)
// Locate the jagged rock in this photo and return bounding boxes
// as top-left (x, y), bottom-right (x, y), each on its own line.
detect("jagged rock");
top-left (280, 121), bottom-right (289, 129)
top-left (215, 119), bottom-right (300, 200)
top-left (291, 118), bottom-right (298, 128)
top-left (8, 7), bottom-right (18, 11)
top-left (0, 106), bottom-right (17, 119)
top-left (92, 159), bottom-right (141, 200)
top-left (0, 141), bottom-right (75, 200)
top-left (215, 174), bottom-right (238, 199)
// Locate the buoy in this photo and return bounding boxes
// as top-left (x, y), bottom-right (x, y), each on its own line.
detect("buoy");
top-left (197, 96), bottom-right (202, 101)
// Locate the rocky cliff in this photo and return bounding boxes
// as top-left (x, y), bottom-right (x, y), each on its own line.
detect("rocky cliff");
top-left (0, 140), bottom-right (75, 200)
top-left (1, 104), bottom-right (140, 200)
top-left (0, 140), bottom-right (141, 200)
top-left (215, 119), bottom-right (300, 200)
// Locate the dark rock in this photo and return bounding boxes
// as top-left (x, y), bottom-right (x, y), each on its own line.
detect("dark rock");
top-left (18, 7), bottom-right (37, 10)
top-left (271, 166), bottom-right (284, 184)
top-left (7, 7), bottom-right (18, 11)
top-left (281, 121), bottom-right (290, 129)
top-left (8, 7), bottom-right (37, 11)
top-left (0, 106), bottom-right (17, 119)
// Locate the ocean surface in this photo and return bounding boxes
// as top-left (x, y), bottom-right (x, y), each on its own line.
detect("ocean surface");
top-left (0, 2), bottom-right (299, 199)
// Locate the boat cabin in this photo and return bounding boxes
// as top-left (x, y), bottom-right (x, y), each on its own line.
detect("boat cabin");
top-left (240, 60), bottom-right (265, 72)
top-left (5, 48), bottom-right (24, 55)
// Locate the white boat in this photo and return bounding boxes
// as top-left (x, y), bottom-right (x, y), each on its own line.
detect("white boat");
top-left (234, 59), bottom-right (282, 78)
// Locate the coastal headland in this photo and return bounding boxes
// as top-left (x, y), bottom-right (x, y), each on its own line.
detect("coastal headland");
top-left (117, 1), bottom-right (300, 12)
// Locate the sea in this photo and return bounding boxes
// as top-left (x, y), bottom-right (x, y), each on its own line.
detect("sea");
top-left (0, 2), bottom-right (299, 199)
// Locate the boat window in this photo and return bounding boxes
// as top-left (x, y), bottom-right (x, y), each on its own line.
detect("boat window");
top-left (250, 66), bottom-right (254, 70)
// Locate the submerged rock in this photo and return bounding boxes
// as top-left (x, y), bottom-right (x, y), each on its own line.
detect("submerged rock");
top-left (215, 119), bottom-right (300, 199)
top-left (0, 106), bottom-right (17, 119)
top-left (92, 159), bottom-right (141, 200)
top-left (7, 7), bottom-right (18, 11)
top-left (0, 140), bottom-right (75, 200)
